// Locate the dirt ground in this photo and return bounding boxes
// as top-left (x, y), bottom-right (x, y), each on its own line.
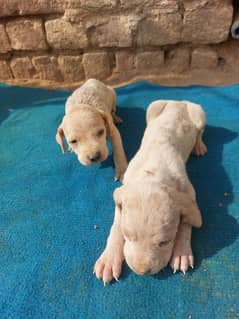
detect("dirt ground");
top-left (3, 69), bottom-right (239, 91)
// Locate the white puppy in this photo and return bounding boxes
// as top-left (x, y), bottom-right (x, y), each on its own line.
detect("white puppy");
top-left (94, 100), bottom-right (207, 284)
top-left (56, 78), bottom-right (127, 181)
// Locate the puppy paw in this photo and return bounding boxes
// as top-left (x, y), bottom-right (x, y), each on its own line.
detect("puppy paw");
top-left (170, 223), bottom-right (194, 274)
top-left (193, 140), bottom-right (207, 156)
top-left (113, 114), bottom-right (123, 125)
top-left (170, 253), bottom-right (194, 275)
top-left (94, 249), bottom-right (124, 285)
top-left (114, 171), bottom-right (124, 182)
top-left (170, 239), bottom-right (194, 274)
top-left (114, 164), bottom-right (127, 182)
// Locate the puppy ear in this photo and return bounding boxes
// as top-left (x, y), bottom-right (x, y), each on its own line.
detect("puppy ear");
top-left (175, 186), bottom-right (202, 228)
top-left (56, 122), bottom-right (67, 153)
top-left (162, 183), bottom-right (202, 228)
top-left (180, 195), bottom-right (202, 228)
top-left (113, 186), bottom-right (124, 212)
top-left (98, 110), bottom-right (114, 134)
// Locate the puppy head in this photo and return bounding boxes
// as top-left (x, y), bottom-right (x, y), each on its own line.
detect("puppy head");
top-left (114, 183), bottom-right (202, 275)
top-left (56, 107), bottom-right (112, 165)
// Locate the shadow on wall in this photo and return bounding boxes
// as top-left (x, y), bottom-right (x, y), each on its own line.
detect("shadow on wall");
top-left (0, 84), bottom-right (70, 124)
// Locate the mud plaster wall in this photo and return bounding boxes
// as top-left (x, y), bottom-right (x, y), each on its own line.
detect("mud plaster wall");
top-left (0, 0), bottom-right (238, 89)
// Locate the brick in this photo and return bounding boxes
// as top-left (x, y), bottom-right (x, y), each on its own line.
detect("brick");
top-left (6, 18), bottom-right (48, 50)
top-left (217, 41), bottom-right (239, 70)
top-left (58, 56), bottom-right (85, 82)
top-left (137, 13), bottom-right (182, 46)
top-left (115, 51), bottom-right (135, 72)
top-left (135, 51), bottom-right (164, 71)
top-left (0, 25), bottom-right (11, 53)
top-left (0, 0), bottom-right (64, 17)
top-left (82, 52), bottom-right (112, 80)
top-left (120, 0), bottom-right (178, 12)
top-left (191, 48), bottom-right (218, 69)
top-left (183, 0), bottom-right (232, 10)
top-left (63, 9), bottom-right (89, 23)
top-left (0, 61), bottom-right (12, 79)
top-left (89, 16), bottom-right (138, 48)
top-left (10, 57), bottom-right (35, 78)
top-left (182, 5), bottom-right (233, 44)
top-left (32, 56), bottom-right (63, 81)
top-left (63, 0), bottom-right (117, 10)
top-left (80, 0), bottom-right (117, 9)
top-left (166, 47), bottom-right (190, 72)
top-left (45, 19), bottom-right (88, 49)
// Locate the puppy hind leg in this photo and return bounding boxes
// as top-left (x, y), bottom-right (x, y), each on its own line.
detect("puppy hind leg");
top-left (193, 129), bottom-right (207, 156)
top-left (186, 102), bottom-right (207, 156)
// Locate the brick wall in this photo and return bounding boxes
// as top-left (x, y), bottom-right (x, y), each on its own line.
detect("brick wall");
top-left (0, 0), bottom-right (238, 88)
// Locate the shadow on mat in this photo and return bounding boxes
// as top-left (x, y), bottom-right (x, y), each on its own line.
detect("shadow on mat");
top-left (100, 106), bottom-right (146, 172)
top-left (188, 125), bottom-right (239, 268)
top-left (0, 85), bottom-right (69, 124)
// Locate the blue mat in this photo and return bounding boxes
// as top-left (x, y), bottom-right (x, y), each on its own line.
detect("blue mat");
top-left (1, 81), bottom-right (239, 319)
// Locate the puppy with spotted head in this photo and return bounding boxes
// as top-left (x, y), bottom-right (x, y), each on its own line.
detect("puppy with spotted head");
top-left (94, 100), bottom-right (207, 284)
top-left (56, 79), bottom-right (127, 181)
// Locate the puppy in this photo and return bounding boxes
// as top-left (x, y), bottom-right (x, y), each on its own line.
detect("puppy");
top-left (94, 100), bottom-right (207, 284)
top-left (56, 79), bottom-right (127, 181)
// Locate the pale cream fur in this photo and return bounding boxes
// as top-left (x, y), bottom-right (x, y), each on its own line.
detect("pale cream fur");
top-left (94, 100), bottom-right (207, 284)
top-left (56, 79), bottom-right (127, 181)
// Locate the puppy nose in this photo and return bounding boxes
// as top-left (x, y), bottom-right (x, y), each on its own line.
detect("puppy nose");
top-left (88, 152), bottom-right (101, 162)
top-left (131, 262), bottom-right (151, 275)
top-left (136, 267), bottom-right (151, 275)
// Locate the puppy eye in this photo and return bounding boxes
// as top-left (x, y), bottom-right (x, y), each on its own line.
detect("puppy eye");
top-left (158, 239), bottom-right (171, 247)
top-left (69, 139), bottom-right (77, 144)
top-left (96, 129), bottom-right (104, 137)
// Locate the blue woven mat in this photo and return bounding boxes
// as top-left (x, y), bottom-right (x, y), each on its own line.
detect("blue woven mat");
top-left (1, 81), bottom-right (239, 319)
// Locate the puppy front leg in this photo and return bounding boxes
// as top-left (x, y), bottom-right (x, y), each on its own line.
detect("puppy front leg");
top-left (108, 125), bottom-right (128, 181)
top-left (170, 223), bottom-right (193, 274)
top-left (94, 207), bottom-right (125, 285)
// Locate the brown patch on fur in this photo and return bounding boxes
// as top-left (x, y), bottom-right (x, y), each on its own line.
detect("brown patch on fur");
top-left (144, 169), bottom-right (155, 176)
